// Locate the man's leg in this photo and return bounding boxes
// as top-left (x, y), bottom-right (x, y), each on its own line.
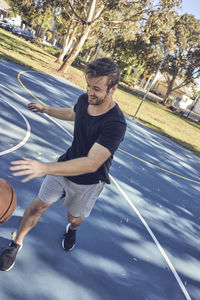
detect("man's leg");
top-left (62, 211), bottom-right (83, 251)
top-left (15, 196), bottom-right (52, 245)
top-left (0, 197), bottom-right (51, 271)
top-left (67, 211), bottom-right (83, 230)
top-left (61, 180), bottom-right (104, 251)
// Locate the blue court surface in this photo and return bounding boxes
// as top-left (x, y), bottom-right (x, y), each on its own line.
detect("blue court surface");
top-left (0, 60), bottom-right (200, 300)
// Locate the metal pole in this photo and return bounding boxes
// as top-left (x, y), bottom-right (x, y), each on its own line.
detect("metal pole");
top-left (132, 50), bottom-right (168, 120)
top-left (186, 96), bottom-right (199, 118)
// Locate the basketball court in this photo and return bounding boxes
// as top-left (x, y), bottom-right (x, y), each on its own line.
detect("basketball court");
top-left (0, 60), bottom-right (200, 300)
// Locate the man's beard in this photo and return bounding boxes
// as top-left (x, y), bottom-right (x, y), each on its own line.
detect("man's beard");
top-left (88, 93), bottom-right (108, 106)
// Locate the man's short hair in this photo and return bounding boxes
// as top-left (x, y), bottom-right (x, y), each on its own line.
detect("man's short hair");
top-left (85, 57), bottom-right (120, 91)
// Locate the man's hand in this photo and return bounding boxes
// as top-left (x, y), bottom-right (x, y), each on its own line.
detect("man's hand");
top-left (10, 158), bottom-right (48, 183)
top-left (28, 102), bottom-right (75, 121)
top-left (28, 102), bottom-right (45, 113)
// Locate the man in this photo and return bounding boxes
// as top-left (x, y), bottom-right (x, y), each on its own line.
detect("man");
top-left (0, 57), bottom-right (126, 271)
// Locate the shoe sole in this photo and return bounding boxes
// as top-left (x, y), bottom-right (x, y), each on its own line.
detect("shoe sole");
top-left (5, 262), bottom-right (15, 272)
top-left (62, 224), bottom-right (75, 251)
top-left (61, 240), bottom-right (75, 251)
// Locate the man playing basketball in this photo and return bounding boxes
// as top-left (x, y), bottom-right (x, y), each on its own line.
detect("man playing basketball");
top-left (0, 57), bottom-right (126, 271)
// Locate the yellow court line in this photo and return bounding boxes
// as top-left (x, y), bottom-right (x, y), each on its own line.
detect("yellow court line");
top-left (18, 71), bottom-right (46, 105)
top-left (18, 70), bottom-right (200, 185)
top-left (119, 148), bottom-right (200, 185)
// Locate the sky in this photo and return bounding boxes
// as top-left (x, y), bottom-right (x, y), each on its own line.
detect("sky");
top-left (179, 0), bottom-right (200, 19)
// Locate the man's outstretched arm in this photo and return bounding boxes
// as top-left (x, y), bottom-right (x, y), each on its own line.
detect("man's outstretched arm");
top-left (10, 143), bottom-right (111, 183)
top-left (28, 102), bottom-right (75, 121)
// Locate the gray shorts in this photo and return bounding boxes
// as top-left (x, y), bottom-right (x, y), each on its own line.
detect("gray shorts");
top-left (38, 175), bottom-right (105, 218)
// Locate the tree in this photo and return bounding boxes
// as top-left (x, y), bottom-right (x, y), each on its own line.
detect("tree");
top-left (9, 0), bottom-right (39, 26)
top-left (161, 14), bottom-right (200, 103)
top-left (54, 1), bottom-right (81, 63)
top-left (58, 0), bottom-right (105, 73)
top-left (8, 0), bottom-right (56, 31)
top-left (105, 8), bottom-right (178, 83)
top-left (98, 1), bottom-right (181, 80)
top-left (57, 0), bottom-right (159, 73)
top-left (55, 23), bottom-right (79, 63)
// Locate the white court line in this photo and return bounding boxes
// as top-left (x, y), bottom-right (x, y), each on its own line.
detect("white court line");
top-left (110, 175), bottom-right (191, 300)
top-left (0, 83), bottom-right (73, 136)
top-left (0, 83), bottom-right (191, 299)
top-left (0, 95), bottom-right (31, 156)
top-left (43, 109), bottom-right (192, 300)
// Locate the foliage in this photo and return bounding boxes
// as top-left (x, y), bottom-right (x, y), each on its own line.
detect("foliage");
top-left (1, 26), bottom-right (200, 155)
top-left (8, 0), bottom-right (200, 102)
top-left (8, 0), bottom-right (56, 27)
top-left (96, 1), bottom-right (181, 85)
top-left (8, 10), bottom-right (15, 17)
top-left (161, 13), bottom-right (200, 101)
top-left (45, 31), bottom-right (53, 41)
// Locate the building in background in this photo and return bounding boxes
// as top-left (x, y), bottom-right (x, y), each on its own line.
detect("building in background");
top-left (0, 0), bottom-right (10, 19)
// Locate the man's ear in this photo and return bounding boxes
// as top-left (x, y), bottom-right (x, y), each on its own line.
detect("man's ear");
top-left (110, 84), bottom-right (118, 93)
top-left (111, 84), bottom-right (118, 94)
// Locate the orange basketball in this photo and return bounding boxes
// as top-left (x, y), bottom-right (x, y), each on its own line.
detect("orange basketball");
top-left (0, 178), bottom-right (17, 225)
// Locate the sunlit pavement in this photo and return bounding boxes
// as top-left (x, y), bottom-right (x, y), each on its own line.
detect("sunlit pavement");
top-left (0, 60), bottom-right (200, 300)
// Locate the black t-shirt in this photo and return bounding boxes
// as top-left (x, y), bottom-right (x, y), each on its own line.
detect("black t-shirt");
top-left (58, 93), bottom-right (126, 184)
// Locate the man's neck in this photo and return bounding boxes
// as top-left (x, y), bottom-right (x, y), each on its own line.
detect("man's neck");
top-left (88, 100), bottom-right (115, 116)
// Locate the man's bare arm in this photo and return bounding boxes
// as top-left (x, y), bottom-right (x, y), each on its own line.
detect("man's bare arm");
top-left (10, 143), bottom-right (111, 182)
top-left (28, 102), bottom-right (75, 121)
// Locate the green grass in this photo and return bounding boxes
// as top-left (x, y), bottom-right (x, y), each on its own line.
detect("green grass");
top-left (1, 28), bottom-right (200, 156)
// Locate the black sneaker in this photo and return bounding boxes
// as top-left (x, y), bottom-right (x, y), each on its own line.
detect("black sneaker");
top-left (0, 241), bottom-right (22, 271)
top-left (62, 224), bottom-right (76, 251)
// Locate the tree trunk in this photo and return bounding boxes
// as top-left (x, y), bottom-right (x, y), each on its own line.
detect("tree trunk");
top-left (56, 35), bottom-right (72, 63)
top-left (56, 22), bottom-right (78, 64)
top-left (86, 46), bottom-right (94, 62)
top-left (58, 25), bottom-right (92, 73)
top-left (56, 36), bottom-right (68, 63)
top-left (58, 0), bottom-right (97, 74)
top-left (144, 74), bottom-right (153, 90)
top-left (163, 74), bottom-right (177, 105)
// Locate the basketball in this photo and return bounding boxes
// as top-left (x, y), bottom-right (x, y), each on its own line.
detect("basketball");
top-left (0, 178), bottom-right (17, 225)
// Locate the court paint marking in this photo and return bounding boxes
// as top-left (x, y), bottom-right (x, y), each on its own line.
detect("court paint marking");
top-left (110, 175), bottom-right (191, 300)
top-left (119, 148), bottom-right (200, 185)
top-left (18, 71), bottom-right (46, 106)
top-left (18, 71), bottom-right (200, 186)
top-left (0, 83), bottom-right (72, 136)
top-left (0, 94), bottom-right (31, 156)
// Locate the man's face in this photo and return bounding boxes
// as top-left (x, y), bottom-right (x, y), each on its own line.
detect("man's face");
top-left (86, 76), bottom-right (115, 105)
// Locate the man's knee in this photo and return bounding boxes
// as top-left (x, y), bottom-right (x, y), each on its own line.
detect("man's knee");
top-left (67, 211), bottom-right (83, 228)
top-left (27, 197), bottom-right (51, 217)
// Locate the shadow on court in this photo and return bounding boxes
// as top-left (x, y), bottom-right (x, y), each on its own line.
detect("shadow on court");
top-left (0, 60), bottom-right (200, 300)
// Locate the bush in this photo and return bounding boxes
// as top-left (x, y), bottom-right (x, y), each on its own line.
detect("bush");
top-left (72, 56), bottom-right (86, 69)
top-left (8, 11), bottom-right (15, 18)
top-left (46, 31), bottom-right (53, 42)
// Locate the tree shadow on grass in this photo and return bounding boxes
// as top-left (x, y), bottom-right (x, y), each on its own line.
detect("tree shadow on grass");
top-left (139, 118), bottom-right (200, 156)
top-left (0, 30), bottom-right (52, 58)
top-left (0, 52), bottom-right (34, 69)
